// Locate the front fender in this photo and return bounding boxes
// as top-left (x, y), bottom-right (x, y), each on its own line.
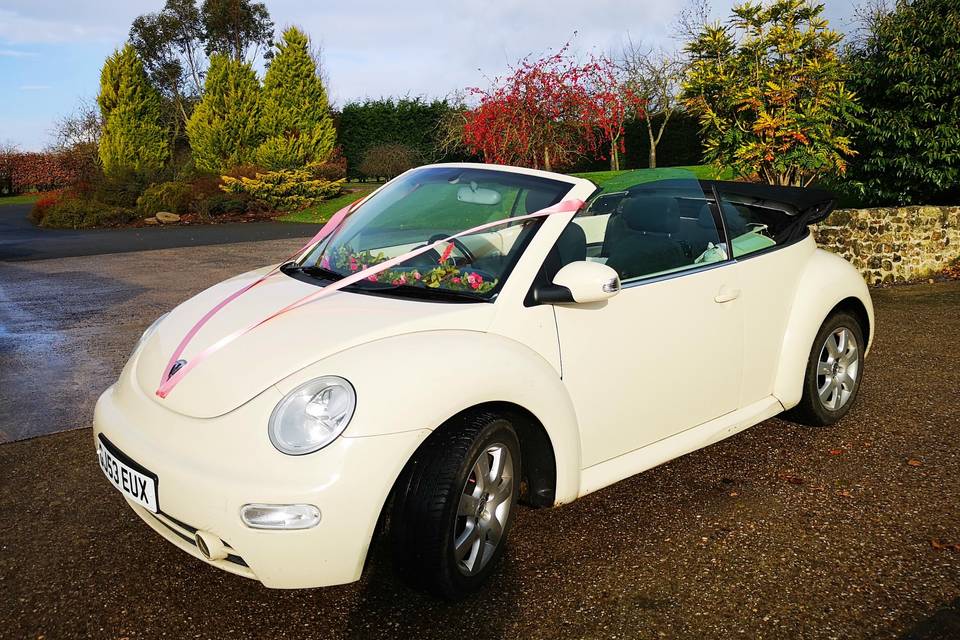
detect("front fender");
top-left (773, 248), bottom-right (875, 409)
top-left (274, 330), bottom-right (583, 504)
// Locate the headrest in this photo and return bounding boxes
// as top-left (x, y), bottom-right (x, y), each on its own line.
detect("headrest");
top-left (698, 204), bottom-right (715, 229)
top-left (620, 196), bottom-right (679, 234)
top-left (525, 189), bottom-right (559, 214)
top-left (556, 222), bottom-right (587, 265)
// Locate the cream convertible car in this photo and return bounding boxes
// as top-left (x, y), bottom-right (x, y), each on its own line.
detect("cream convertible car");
top-left (94, 164), bottom-right (873, 598)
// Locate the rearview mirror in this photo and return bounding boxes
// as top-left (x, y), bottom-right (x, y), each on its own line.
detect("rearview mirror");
top-left (532, 261), bottom-right (621, 305)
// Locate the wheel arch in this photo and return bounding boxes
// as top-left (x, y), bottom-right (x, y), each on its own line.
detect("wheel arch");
top-left (773, 248), bottom-right (875, 409)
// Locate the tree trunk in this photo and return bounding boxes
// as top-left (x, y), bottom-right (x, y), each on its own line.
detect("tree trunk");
top-left (610, 141), bottom-right (620, 172)
top-left (646, 124), bottom-right (657, 169)
top-left (543, 146), bottom-right (552, 172)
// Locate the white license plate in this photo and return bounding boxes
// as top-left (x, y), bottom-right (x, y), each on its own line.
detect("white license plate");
top-left (97, 436), bottom-right (158, 513)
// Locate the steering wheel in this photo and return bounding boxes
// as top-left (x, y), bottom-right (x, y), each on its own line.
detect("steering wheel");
top-left (413, 234), bottom-right (477, 266)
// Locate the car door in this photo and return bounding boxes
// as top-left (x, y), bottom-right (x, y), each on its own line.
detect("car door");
top-left (553, 177), bottom-right (744, 468)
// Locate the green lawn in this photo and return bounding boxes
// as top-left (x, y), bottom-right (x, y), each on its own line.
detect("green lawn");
top-left (0, 193), bottom-right (40, 207)
top-left (571, 165), bottom-right (733, 191)
top-left (277, 183), bottom-right (379, 223)
top-left (277, 165), bottom-right (731, 225)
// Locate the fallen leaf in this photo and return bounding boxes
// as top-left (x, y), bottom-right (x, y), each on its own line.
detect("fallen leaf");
top-left (907, 459), bottom-right (922, 467)
top-left (729, 491), bottom-right (739, 497)
top-left (930, 539), bottom-right (960, 552)
top-left (836, 489), bottom-right (854, 498)
top-left (783, 474), bottom-right (805, 485)
top-left (829, 449), bottom-right (844, 455)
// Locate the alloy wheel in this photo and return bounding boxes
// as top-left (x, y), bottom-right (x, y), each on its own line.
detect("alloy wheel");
top-left (454, 443), bottom-right (514, 576)
top-left (816, 326), bottom-right (860, 411)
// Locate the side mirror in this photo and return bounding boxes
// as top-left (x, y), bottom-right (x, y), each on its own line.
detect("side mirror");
top-left (533, 261), bottom-right (621, 304)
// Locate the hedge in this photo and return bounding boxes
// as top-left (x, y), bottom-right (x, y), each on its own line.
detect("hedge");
top-left (336, 97), bottom-right (476, 178)
top-left (0, 152), bottom-right (87, 195)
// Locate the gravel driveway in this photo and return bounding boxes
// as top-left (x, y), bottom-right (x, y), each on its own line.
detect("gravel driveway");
top-left (0, 242), bottom-right (957, 639)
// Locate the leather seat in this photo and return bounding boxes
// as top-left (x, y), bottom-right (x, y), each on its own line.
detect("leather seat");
top-left (604, 196), bottom-right (687, 279)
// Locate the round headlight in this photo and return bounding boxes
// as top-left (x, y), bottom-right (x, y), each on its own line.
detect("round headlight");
top-left (268, 376), bottom-right (356, 455)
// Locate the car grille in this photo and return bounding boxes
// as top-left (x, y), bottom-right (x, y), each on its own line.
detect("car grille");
top-left (147, 510), bottom-right (249, 568)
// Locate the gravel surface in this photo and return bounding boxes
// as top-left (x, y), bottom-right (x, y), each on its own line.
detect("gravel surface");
top-left (0, 242), bottom-right (958, 639)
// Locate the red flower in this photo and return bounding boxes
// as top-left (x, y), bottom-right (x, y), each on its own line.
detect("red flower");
top-left (439, 242), bottom-right (454, 264)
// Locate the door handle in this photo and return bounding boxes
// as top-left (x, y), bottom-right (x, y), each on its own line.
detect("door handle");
top-left (714, 287), bottom-right (741, 303)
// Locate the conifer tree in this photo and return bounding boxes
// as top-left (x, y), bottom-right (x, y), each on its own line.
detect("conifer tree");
top-left (255, 26), bottom-right (335, 169)
top-left (97, 44), bottom-right (169, 177)
top-left (186, 53), bottom-right (262, 172)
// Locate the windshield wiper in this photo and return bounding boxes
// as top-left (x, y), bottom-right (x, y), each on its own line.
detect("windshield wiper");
top-left (368, 283), bottom-right (486, 302)
top-left (299, 265), bottom-right (346, 282)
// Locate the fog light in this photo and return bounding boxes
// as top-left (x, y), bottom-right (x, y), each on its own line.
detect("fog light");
top-left (240, 503), bottom-right (321, 530)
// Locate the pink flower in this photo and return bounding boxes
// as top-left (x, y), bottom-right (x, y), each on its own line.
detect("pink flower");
top-left (320, 256), bottom-right (330, 269)
top-left (452, 277), bottom-right (461, 284)
top-left (466, 272), bottom-right (483, 289)
top-left (349, 256), bottom-right (358, 271)
top-left (367, 274), bottom-right (379, 282)
top-left (413, 271), bottom-right (422, 280)
top-left (398, 274), bottom-right (407, 284)
top-left (439, 242), bottom-right (454, 264)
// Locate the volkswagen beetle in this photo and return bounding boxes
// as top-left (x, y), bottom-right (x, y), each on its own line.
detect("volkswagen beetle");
top-left (93, 163), bottom-right (873, 598)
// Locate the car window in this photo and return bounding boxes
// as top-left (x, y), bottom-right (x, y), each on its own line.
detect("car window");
top-left (572, 170), bottom-right (727, 283)
top-left (716, 188), bottom-right (797, 258)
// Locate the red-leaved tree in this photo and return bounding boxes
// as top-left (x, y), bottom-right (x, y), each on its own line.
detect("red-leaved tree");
top-left (463, 47), bottom-right (645, 171)
top-left (579, 54), bottom-right (646, 171)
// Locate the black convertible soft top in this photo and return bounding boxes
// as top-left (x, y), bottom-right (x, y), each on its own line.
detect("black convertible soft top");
top-left (620, 178), bottom-right (837, 226)
top-left (699, 180), bottom-right (836, 224)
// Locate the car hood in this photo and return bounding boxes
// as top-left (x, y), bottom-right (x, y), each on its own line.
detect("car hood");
top-left (135, 267), bottom-right (496, 418)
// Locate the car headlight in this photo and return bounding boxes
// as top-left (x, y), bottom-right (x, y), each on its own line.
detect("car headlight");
top-left (135, 312), bottom-right (168, 353)
top-left (268, 376), bottom-right (356, 455)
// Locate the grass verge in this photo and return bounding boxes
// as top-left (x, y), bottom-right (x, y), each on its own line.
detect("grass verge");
top-left (0, 193), bottom-right (40, 207)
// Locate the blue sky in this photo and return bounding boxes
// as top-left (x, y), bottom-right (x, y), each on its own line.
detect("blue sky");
top-left (0, 0), bottom-right (860, 151)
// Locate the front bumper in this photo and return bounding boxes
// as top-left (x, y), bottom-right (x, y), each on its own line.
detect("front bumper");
top-left (92, 379), bottom-right (429, 589)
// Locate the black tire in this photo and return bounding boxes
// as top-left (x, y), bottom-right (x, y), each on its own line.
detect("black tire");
top-left (789, 311), bottom-right (865, 426)
top-left (389, 411), bottom-right (521, 599)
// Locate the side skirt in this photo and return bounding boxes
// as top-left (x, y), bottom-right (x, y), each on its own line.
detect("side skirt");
top-left (577, 396), bottom-right (784, 498)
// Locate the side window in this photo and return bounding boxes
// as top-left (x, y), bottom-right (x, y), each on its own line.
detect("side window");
top-left (583, 189), bottom-right (728, 283)
top-left (717, 189), bottom-right (793, 257)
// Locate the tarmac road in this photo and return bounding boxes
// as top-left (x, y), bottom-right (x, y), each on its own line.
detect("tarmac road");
top-left (0, 240), bottom-right (958, 639)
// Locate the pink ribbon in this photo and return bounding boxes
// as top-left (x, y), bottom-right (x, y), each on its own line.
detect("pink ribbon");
top-left (155, 197), bottom-right (584, 398)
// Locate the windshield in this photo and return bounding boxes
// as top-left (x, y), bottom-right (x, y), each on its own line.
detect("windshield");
top-left (297, 167), bottom-right (574, 300)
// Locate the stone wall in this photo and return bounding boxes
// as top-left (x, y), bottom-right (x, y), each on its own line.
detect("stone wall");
top-left (812, 205), bottom-right (960, 285)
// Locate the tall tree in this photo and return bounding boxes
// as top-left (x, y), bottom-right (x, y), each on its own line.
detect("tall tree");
top-left (845, 0), bottom-right (960, 205)
top-left (201, 0), bottom-right (274, 62)
top-left (97, 45), bottom-right (169, 177)
top-left (580, 54), bottom-right (646, 171)
top-left (256, 26), bottom-right (336, 169)
top-left (682, 0), bottom-right (860, 186)
top-left (619, 42), bottom-right (684, 169)
top-left (186, 53), bottom-right (262, 172)
top-left (129, 0), bottom-right (206, 130)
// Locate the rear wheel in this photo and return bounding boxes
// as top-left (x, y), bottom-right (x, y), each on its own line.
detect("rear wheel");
top-left (790, 311), bottom-right (865, 426)
top-left (389, 412), bottom-right (520, 599)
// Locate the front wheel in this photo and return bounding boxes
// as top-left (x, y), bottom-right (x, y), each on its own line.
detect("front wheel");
top-left (789, 311), bottom-right (865, 426)
top-left (389, 412), bottom-right (521, 599)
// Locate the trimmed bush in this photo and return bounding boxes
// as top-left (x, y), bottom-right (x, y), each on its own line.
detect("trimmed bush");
top-left (358, 143), bottom-right (417, 180)
top-left (220, 169), bottom-right (344, 210)
top-left (308, 146), bottom-right (347, 181)
top-left (39, 195), bottom-right (137, 229)
top-left (137, 181), bottom-right (193, 215)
